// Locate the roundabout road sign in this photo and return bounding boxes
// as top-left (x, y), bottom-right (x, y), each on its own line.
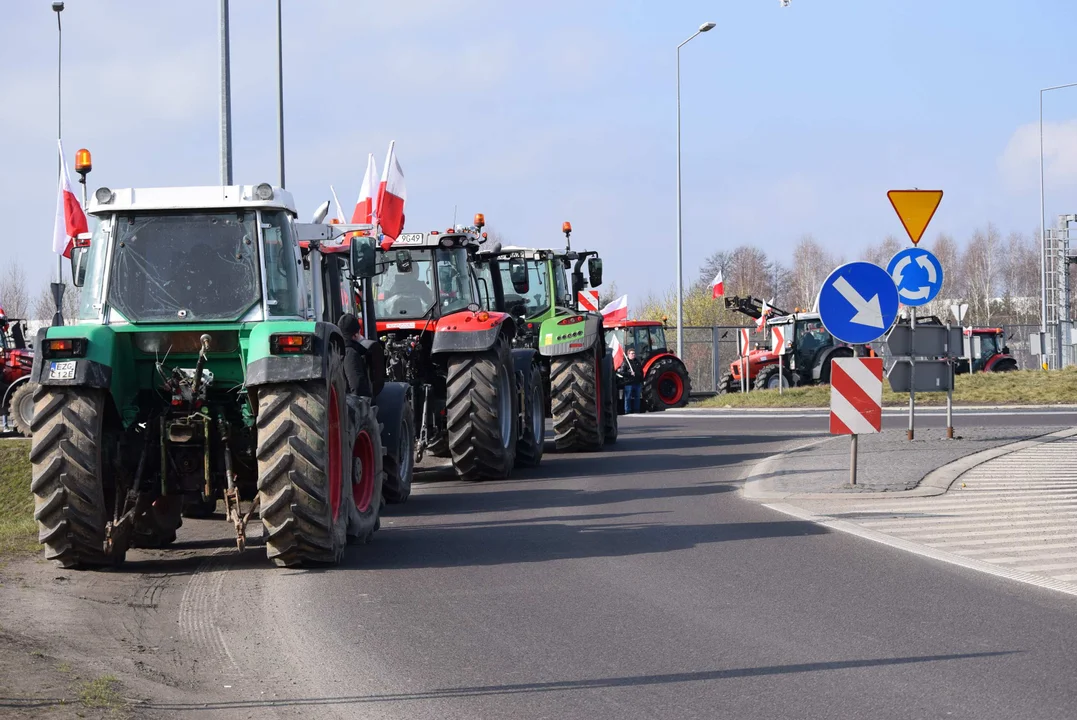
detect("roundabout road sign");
top-left (818, 262), bottom-right (900, 345)
top-left (886, 247), bottom-right (944, 307)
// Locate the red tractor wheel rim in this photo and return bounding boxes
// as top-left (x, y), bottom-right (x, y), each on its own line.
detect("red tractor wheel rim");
top-left (353, 430), bottom-right (376, 513)
top-left (657, 370), bottom-right (684, 405)
top-left (328, 386), bottom-right (343, 522)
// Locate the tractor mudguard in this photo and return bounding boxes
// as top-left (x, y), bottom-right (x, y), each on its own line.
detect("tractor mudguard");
top-left (537, 314), bottom-right (602, 358)
top-left (511, 348), bottom-right (538, 377)
top-left (430, 310), bottom-right (512, 354)
top-left (1, 375), bottom-right (32, 410)
top-left (374, 381), bottom-right (412, 457)
top-left (641, 351), bottom-right (682, 377)
top-left (246, 321), bottom-right (344, 387)
top-left (31, 327), bottom-right (114, 390)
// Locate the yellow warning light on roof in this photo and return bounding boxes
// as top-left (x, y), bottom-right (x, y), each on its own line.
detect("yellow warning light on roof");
top-left (887, 190), bottom-right (943, 245)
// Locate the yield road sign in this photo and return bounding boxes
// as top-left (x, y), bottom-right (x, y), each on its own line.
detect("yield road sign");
top-left (818, 262), bottom-right (900, 345)
top-left (887, 247), bottom-right (944, 307)
top-left (951, 302), bottom-right (968, 323)
top-left (887, 190), bottom-right (943, 245)
top-left (829, 357), bottom-right (883, 435)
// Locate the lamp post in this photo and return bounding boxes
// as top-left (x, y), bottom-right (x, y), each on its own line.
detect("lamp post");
top-left (675, 21), bottom-right (715, 359)
top-left (276, 0), bottom-right (285, 188)
top-left (219, 0), bottom-right (233, 185)
top-left (1039, 82), bottom-right (1077, 369)
top-left (51, 1), bottom-right (65, 327)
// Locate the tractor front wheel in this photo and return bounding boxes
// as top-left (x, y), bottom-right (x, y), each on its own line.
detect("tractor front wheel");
top-left (9, 382), bottom-right (34, 438)
top-left (754, 365), bottom-right (792, 391)
top-left (256, 352), bottom-right (350, 567)
top-left (30, 387), bottom-right (124, 568)
top-left (347, 397), bottom-right (384, 545)
top-left (515, 360), bottom-right (545, 467)
top-left (551, 347), bottom-right (605, 451)
top-left (382, 394), bottom-right (415, 504)
top-left (717, 372), bottom-right (741, 395)
top-left (445, 337), bottom-right (518, 480)
top-left (644, 357), bottom-right (692, 411)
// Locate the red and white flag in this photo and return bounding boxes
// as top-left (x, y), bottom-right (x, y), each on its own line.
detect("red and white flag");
top-left (329, 185), bottom-right (348, 223)
top-left (376, 141), bottom-right (406, 249)
top-left (711, 269), bottom-right (724, 299)
top-left (755, 299), bottom-right (770, 333)
top-left (609, 333), bottom-right (625, 370)
top-left (600, 294), bottom-right (628, 325)
top-left (351, 153), bottom-right (378, 225)
top-left (53, 140), bottom-right (87, 258)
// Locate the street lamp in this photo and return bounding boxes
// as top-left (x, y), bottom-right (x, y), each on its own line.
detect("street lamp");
top-left (219, 0), bottom-right (233, 185)
top-left (675, 21), bottom-right (715, 359)
top-left (1039, 82), bottom-right (1077, 369)
top-left (276, 0), bottom-right (285, 188)
top-left (52, 1), bottom-right (65, 327)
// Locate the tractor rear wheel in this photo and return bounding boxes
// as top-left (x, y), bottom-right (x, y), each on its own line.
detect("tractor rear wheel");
top-left (382, 395), bottom-right (414, 504)
top-left (9, 382), bottom-right (34, 438)
top-left (347, 398), bottom-right (384, 545)
top-left (256, 352), bottom-right (350, 567)
top-left (551, 346), bottom-right (605, 451)
top-left (515, 361), bottom-right (545, 467)
top-left (446, 337), bottom-right (518, 480)
top-left (643, 356), bottom-right (691, 411)
top-left (30, 386), bottom-right (124, 568)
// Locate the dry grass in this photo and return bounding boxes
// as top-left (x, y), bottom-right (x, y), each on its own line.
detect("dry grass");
top-left (0, 439), bottom-right (36, 558)
top-left (695, 367), bottom-right (1077, 409)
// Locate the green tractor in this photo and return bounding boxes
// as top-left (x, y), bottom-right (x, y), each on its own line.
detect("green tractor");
top-left (474, 223), bottom-right (617, 451)
top-left (29, 182), bottom-right (411, 569)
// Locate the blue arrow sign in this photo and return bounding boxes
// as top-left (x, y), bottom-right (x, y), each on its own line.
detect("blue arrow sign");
top-left (886, 247), bottom-right (944, 307)
top-left (818, 262), bottom-right (900, 345)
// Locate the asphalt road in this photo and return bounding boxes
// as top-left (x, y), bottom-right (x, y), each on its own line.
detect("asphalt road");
top-left (5, 412), bottom-right (1077, 719)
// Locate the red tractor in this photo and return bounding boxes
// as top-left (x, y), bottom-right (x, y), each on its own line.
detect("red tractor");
top-left (0, 308), bottom-right (34, 437)
top-left (717, 295), bottom-right (876, 392)
top-left (955, 327), bottom-right (1018, 373)
top-left (373, 216), bottom-right (543, 481)
top-left (603, 320), bottom-right (692, 411)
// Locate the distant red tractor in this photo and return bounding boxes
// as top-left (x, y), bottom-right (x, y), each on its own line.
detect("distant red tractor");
top-left (0, 309), bottom-right (34, 437)
top-left (603, 320), bottom-right (692, 411)
top-left (955, 327), bottom-right (1017, 373)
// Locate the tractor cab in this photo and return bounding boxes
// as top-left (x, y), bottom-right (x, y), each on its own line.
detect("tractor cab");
top-left (603, 321), bottom-right (669, 365)
top-left (959, 327), bottom-right (1017, 373)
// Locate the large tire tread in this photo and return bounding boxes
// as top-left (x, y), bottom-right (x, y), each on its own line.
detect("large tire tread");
top-left (551, 349), bottom-right (604, 452)
top-left (643, 356), bottom-right (692, 411)
top-left (445, 338), bottom-right (517, 480)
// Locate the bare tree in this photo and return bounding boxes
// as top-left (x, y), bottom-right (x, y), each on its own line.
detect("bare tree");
top-left (787, 235), bottom-right (837, 311)
top-left (32, 280), bottom-right (81, 324)
top-left (962, 224), bottom-right (1002, 324)
top-left (0, 261), bottom-right (30, 319)
top-left (860, 235), bottom-right (904, 267)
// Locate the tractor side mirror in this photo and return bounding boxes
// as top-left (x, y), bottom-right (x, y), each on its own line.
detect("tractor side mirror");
top-left (349, 237), bottom-right (378, 278)
top-left (70, 237), bottom-right (91, 287)
top-left (508, 258), bottom-right (529, 294)
top-left (588, 257), bottom-right (603, 287)
top-left (394, 249), bottom-right (413, 273)
top-left (1001, 345), bottom-right (1010, 355)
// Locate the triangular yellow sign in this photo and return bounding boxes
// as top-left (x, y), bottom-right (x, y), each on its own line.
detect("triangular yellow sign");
top-left (887, 190), bottom-right (943, 245)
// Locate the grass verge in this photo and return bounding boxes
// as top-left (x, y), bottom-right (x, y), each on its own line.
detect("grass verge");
top-left (78, 674), bottom-right (123, 710)
top-left (0, 439), bottom-right (36, 558)
top-left (695, 367), bottom-right (1077, 409)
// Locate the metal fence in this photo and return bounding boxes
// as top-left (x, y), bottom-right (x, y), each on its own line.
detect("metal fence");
top-left (670, 323), bottom-right (1071, 395)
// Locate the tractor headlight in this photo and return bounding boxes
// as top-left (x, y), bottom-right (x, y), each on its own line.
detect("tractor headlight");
top-left (94, 187), bottom-right (114, 204)
top-left (254, 183), bottom-right (274, 201)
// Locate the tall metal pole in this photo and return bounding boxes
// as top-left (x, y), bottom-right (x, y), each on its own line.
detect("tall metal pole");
top-left (675, 42), bottom-right (685, 359)
top-left (276, 0), bottom-right (285, 188)
top-left (52, 3), bottom-right (65, 327)
top-left (1038, 82), bottom-right (1077, 370)
top-left (219, 0), bottom-right (233, 185)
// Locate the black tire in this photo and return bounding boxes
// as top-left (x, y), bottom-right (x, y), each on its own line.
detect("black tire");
top-left (256, 352), bottom-right (350, 567)
top-left (717, 372), bottom-right (741, 395)
top-left (551, 346), bottom-right (605, 452)
top-left (382, 395), bottom-right (415, 504)
top-left (9, 381), bottom-right (34, 438)
top-left (30, 386), bottom-right (123, 568)
top-left (515, 361), bottom-right (545, 467)
top-left (992, 359), bottom-right (1018, 372)
top-left (643, 356), bottom-right (691, 411)
top-left (445, 336), bottom-right (518, 480)
top-left (603, 354), bottom-right (618, 444)
top-left (347, 397), bottom-right (384, 545)
top-left (754, 365), bottom-right (791, 391)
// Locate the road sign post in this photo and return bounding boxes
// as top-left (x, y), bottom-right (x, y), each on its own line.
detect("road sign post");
top-left (737, 328), bottom-right (750, 393)
top-left (945, 322), bottom-right (954, 439)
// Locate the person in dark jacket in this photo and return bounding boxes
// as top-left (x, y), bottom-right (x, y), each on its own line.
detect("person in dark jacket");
top-left (619, 347), bottom-right (643, 414)
top-left (338, 313), bottom-right (371, 397)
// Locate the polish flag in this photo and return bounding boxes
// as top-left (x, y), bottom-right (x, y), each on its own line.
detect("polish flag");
top-left (711, 269), bottom-right (724, 299)
top-left (610, 333), bottom-right (625, 370)
top-left (755, 299), bottom-right (770, 333)
top-left (600, 295), bottom-right (628, 325)
top-left (376, 141), bottom-right (406, 249)
top-left (53, 140), bottom-right (87, 258)
top-left (351, 153), bottom-right (378, 225)
top-left (329, 185), bottom-right (348, 223)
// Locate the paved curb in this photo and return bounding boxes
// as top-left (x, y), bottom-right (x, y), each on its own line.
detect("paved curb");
top-left (741, 426), bottom-right (1077, 502)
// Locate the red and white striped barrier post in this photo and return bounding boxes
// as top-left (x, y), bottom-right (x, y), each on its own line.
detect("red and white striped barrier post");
top-left (829, 356), bottom-right (883, 485)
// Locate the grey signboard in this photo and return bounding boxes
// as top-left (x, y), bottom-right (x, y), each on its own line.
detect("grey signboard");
top-left (885, 324), bottom-right (963, 358)
top-left (887, 359), bottom-right (953, 393)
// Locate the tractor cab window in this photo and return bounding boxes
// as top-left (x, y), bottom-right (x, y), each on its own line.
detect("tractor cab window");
top-left (373, 248), bottom-right (436, 318)
top-left (499, 259), bottom-right (549, 318)
top-left (632, 327), bottom-right (651, 356)
top-left (647, 326), bottom-right (667, 354)
top-left (979, 333), bottom-right (1000, 359)
top-left (261, 210), bottom-right (303, 318)
top-left (552, 263), bottom-right (571, 308)
top-left (435, 248), bottom-right (478, 315)
top-left (604, 328), bottom-right (626, 353)
top-left (107, 210), bottom-right (261, 323)
top-left (78, 215), bottom-right (112, 322)
top-left (795, 318), bottom-right (828, 356)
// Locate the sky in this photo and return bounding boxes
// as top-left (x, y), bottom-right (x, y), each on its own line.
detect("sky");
top-left (4, 0), bottom-right (1077, 311)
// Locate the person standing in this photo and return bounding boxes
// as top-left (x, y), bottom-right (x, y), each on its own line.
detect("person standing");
top-left (620, 347), bottom-right (643, 414)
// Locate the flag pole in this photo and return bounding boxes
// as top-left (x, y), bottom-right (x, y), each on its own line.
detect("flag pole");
top-left (52, 2), bottom-right (65, 327)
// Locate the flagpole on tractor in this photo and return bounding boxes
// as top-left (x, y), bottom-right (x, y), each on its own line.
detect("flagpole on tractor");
top-left (51, 1), bottom-right (65, 328)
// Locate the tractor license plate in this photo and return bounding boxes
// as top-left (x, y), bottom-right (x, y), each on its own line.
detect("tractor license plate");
top-left (49, 361), bottom-right (76, 380)
top-left (395, 233), bottom-right (425, 245)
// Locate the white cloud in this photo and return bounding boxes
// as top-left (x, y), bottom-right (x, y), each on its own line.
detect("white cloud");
top-left (998, 119), bottom-right (1077, 193)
